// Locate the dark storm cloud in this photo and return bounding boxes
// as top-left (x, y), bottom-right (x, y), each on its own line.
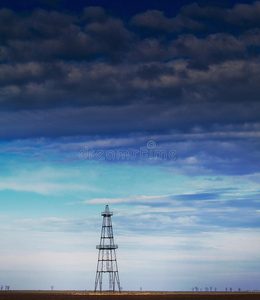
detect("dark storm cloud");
top-left (131, 9), bottom-right (204, 32)
top-left (171, 33), bottom-right (247, 70)
top-left (131, 1), bottom-right (260, 33)
top-left (0, 1), bottom-right (260, 175)
top-left (181, 1), bottom-right (260, 28)
top-left (1, 4), bottom-right (260, 106)
top-left (0, 7), bottom-right (131, 64)
top-left (1, 101), bottom-right (259, 138)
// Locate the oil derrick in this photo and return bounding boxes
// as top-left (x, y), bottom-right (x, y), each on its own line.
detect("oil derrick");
top-left (94, 205), bottom-right (121, 293)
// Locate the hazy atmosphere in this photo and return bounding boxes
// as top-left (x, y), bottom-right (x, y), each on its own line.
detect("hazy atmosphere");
top-left (0, 0), bottom-right (260, 292)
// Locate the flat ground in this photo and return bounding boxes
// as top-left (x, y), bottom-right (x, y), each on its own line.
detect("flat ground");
top-left (0, 291), bottom-right (259, 300)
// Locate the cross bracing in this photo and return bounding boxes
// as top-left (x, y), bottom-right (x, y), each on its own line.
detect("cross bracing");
top-left (94, 205), bottom-right (121, 293)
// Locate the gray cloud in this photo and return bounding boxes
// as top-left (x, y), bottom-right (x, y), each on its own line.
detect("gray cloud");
top-left (0, 7), bottom-right (131, 63)
top-left (131, 9), bottom-right (204, 32)
top-left (1, 100), bottom-right (259, 137)
top-left (171, 33), bottom-right (247, 70)
top-left (228, 1), bottom-right (260, 26)
top-left (181, 1), bottom-right (260, 28)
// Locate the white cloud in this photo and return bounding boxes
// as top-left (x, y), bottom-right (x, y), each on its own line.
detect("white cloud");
top-left (0, 181), bottom-right (89, 195)
top-left (82, 194), bottom-right (171, 205)
top-left (0, 166), bottom-right (94, 195)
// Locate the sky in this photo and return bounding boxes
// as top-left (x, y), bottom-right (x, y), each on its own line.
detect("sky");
top-left (0, 0), bottom-right (260, 292)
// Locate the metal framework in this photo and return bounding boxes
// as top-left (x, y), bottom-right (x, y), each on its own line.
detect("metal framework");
top-left (94, 205), bottom-right (121, 293)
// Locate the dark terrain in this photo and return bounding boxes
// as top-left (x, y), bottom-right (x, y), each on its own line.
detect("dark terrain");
top-left (0, 292), bottom-right (259, 300)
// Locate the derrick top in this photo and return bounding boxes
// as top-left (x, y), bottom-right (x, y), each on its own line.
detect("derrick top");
top-left (101, 204), bottom-right (113, 216)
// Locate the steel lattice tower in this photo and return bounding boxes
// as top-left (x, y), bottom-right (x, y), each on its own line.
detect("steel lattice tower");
top-left (94, 205), bottom-right (121, 293)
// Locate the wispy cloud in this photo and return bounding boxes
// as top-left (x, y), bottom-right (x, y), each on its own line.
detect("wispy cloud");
top-left (0, 166), bottom-right (95, 195)
top-left (82, 194), bottom-right (171, 205)
top-left (0, 181), bottom-right (90, 195)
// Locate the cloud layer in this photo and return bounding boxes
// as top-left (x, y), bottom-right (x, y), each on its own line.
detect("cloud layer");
top-left (1, 2), bottom-right (260, 117)
top-left (1, 1), bottom-right (260, 177)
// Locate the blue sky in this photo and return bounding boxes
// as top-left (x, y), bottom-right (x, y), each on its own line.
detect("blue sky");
top-left (0, 0), bottom-right (260, 292)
